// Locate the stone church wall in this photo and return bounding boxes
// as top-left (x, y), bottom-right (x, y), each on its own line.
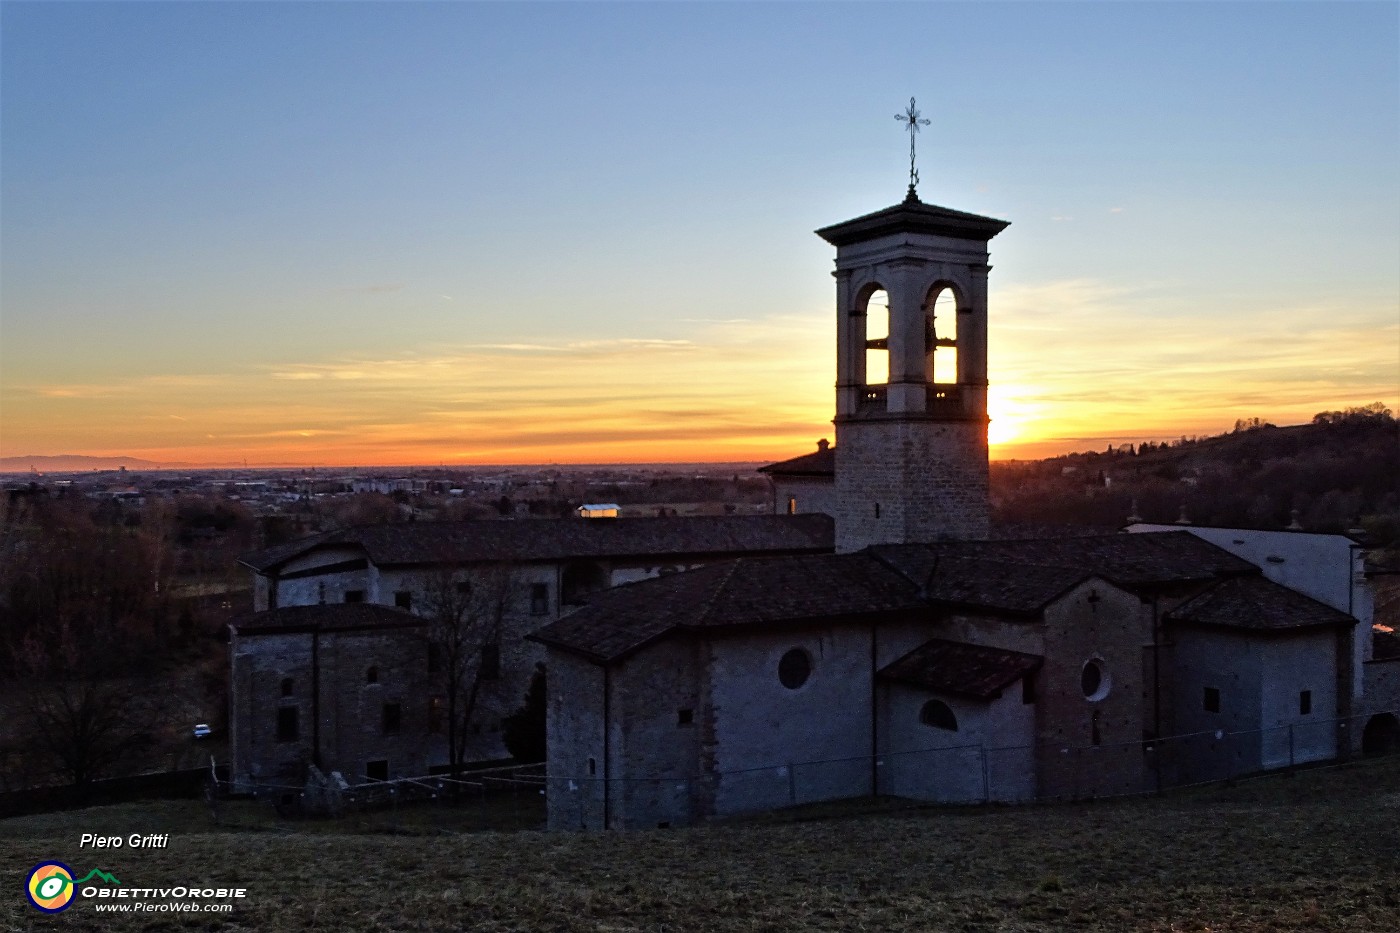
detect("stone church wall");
top-left (706, 624), bottom-right (874, 817)
top-left (612, 638), bottom-right (702, 829)
top-left (833, 419), bottom-right (987, 552)
top-left (1033, 581), bottom-right (1152, 799)
top-left (545, 653), bottom-right (606, 831)
top-left (878, 681), bottom-right (1035, 803)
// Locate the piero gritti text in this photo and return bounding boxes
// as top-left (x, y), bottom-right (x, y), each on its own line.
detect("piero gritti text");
top-left (80, 833), bottom-right (170, 849)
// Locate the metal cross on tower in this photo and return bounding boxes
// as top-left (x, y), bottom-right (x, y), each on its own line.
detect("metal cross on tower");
top-left (895, 97), bottom-right (931, 199)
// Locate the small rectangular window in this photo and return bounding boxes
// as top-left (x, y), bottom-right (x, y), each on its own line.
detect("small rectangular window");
top-left (530, 583), bottom-right (549, 615)
top-left (344, 590), bottom-right (365, 603)
top-left (1021, 673), bottom-right (1037, 705)
top-left (394, 591), bottom-right (412, 610)
top-left (455, 581), bottom-right (472, 595)
top-left (786, 496), bottom-right (797, 515)
top-left (480, 643), bottom-right (501, 681)
top-left (276, 707), bottom-right (299, 742)
top-left (1203, 687), bottom-right (1220, 713)
top-left (1299, 690), bottom-right (1312, 715)
top-left (366, 759), bottom-right (388, 782)
top-left (382, 702), bottom-right (402, 735)
top-left (677, 708), bottom-right (694, 726)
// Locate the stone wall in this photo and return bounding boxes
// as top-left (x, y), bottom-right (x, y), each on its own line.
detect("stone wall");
top-left (612, 638), bottom-right (702, 829)
top-left (544, 652), bottom-right (605, 831)
top-left (877, 681), bottom-right (1035, 803)
top-left (229, 626), bottom-right (433, 790)
top-left (833, 419), bottom-right (988, 552)
top-left (706, 624), bottom-right (875, 817)
top-left (1033, 581), bottom-right (1152, 799)
top-left (771, 476), bottom-right (838, 519)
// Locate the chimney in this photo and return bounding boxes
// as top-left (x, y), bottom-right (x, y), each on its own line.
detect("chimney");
top-left (816, 438), bottom-right (830, 452)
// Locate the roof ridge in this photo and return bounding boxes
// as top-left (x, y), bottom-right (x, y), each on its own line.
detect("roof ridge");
top-left (693, 558), bottom-right (743, 629)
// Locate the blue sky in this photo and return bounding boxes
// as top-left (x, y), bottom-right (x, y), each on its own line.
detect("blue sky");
top-left (2, 2), bottom-right (1396, 464)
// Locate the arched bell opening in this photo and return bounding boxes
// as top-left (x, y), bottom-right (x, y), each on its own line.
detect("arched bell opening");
top-left (862, 287), bottom-right (890, 388)
top-left (922, 283), bottom-right (961, 386)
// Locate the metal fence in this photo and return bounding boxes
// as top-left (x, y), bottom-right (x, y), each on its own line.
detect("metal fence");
top-left (546, 710), bottom-right (1399, 830)
top-left (218, 761), bottom-right (547, 828)
top-left (214, 709), bottom-right (1399, 831)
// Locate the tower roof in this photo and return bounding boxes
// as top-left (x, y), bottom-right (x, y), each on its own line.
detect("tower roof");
top-left (816, 193), bottom-right (1009, 247)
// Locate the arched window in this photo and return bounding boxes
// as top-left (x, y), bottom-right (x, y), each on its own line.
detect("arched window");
top-left (863, 288), bottom-right (889, 387)
top-left (920, 699), bottom-right (958, 731)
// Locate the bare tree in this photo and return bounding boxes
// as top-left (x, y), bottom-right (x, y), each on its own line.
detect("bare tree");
top-left (420, 564), bottom-right (512, 779)
top-left (15, 616), bottom-right (166, 789)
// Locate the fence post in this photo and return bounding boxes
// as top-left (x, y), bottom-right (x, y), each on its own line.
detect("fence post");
top-left (981, 747), bottom-right (989, 803)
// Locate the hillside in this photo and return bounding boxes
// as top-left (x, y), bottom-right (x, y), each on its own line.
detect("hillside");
top-left (992, 406), bottom-right (1399, 543)
top-left (2, 755), bottom-right (1397, 931)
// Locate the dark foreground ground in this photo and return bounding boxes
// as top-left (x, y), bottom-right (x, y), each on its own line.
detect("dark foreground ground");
top-left (3, 755), bottom-right (1398, 932)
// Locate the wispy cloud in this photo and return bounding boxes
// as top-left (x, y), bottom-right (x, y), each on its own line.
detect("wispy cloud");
top-left (3, 297), bottom-right (1391, 465)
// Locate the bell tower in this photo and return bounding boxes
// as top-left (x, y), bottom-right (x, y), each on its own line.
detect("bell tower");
top-left (816, 189), bottom-right (1009, 552)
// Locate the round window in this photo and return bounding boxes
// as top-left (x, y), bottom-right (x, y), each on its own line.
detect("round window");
top-left (778, 648), bottom-right (811, 690)
top-left (1081, 659), bottom-right (1111, 701)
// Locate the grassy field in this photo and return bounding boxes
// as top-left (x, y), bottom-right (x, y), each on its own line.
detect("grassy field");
top-left (3, 756), bottom-right (1398, 932)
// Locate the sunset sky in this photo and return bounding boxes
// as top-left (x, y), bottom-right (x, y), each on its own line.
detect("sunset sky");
top-left (2, 2), bottom-right (1396, 467)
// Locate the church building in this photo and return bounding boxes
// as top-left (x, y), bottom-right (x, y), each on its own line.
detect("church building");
top-left (531, 175), bottom-right (1393, 830)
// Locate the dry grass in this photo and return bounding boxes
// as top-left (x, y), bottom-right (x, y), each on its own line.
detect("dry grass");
top-left (3, 756), bottom-right (1398, 932)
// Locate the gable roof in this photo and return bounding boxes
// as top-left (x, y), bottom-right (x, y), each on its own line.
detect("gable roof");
top-left (921, 556), bottom-right (1094, 615)
top-left (879, 638), bottom-right (1043, 700)
top-left (869, 531), bottom-right (1256, 593)
top-left (532, 531), bottom-right (1337, 667)
top-left (229, 603), bottom-right (424, 636)
top-left (758, 445), bottom-right (835, 478)
top-left (240, 514), bottom-right (834, 574)
top-left (1165, 575), bottom-right (1356, 632)
top-left (529, 552), bottom-right (921, 663)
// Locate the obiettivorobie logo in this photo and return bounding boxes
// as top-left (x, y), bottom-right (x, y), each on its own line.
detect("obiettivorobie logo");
top-left (25, 862), bottom-right (121, 913)
top-left (24, 859), bottom-right (247, 915)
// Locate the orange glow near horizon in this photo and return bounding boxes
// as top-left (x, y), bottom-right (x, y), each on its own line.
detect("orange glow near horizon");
top-left (2, 286), bottom-right (1395, 469)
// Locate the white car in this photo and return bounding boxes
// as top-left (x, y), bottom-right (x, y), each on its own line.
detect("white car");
top-left (192, 723), bottom-right (212, 739)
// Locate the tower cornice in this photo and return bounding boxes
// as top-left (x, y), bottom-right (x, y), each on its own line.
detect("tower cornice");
top-left (816, 199), bottom-right (1009, 247)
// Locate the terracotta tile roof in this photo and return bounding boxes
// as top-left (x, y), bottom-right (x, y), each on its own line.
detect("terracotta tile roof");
top-left (229, 603), bottom-right (424, 636)
top-left (921, 556), bottom-right (1091, 615)
top-left (758, 446), bottom-right (835, 477)
top-left (1166, 575), bottom-right (1356, 632)
top-left (529, 552), bottom-right (922, 663)
top-left (534, 531), bottom-right (1276, 663)
top-left (240, 514), bottom-right (834, 573)
top-left (869, 531), bottom-right (1255, 592)
top-left (879, 638), bottom-right (1043, 700)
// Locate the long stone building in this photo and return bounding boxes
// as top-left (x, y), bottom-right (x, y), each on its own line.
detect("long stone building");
top-left (229, 515), bottom-right (832, 788)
